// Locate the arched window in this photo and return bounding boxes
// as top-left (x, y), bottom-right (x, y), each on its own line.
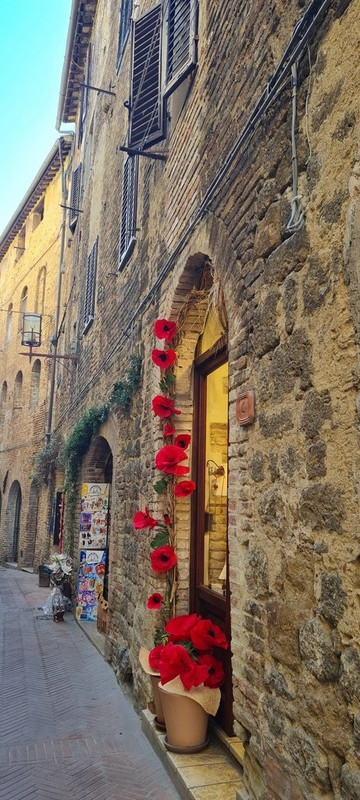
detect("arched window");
top-left (29, 360), bottom-right (41, 409)
top-left (13, 371), bottom-right (23, 411)
top-left (36, 267), bottom-right (46, 314)
top-left (18, 286), bottom-right (28, 332)
top-left (1, 381), bottom-right (7, 408)
top-left (6, 304), bottom-right (12, 342)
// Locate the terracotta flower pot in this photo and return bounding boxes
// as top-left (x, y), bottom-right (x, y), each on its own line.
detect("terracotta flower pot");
top-left (150, 674), bottom-right (166, 730)
top-left (159, 683), bottom-right (209, 753)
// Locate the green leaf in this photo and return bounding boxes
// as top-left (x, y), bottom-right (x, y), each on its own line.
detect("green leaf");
top-left (153, 478), bottom-right (167, 494)
top-left (150, 530), bottom-right (169, 549)
top-left (159, 373), bottom-right (176, 393)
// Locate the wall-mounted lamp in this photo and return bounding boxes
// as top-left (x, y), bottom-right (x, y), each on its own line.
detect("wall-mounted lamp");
top-left (19, 313), bottom-right (78, 364)
top-left (21, 313), bottom-right (42, 347)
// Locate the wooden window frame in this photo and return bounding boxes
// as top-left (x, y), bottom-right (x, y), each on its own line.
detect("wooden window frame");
top-left (163, 0), bottom-right (198, 98)
top-left (79, 45), bottom-right (92, 145)
top-left (118, 156), bottom-right (139, 270)
top-left (128, 4), bottom-right (165, 150)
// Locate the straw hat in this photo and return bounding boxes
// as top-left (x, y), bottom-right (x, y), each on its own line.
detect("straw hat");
top-left (139, 647), bottom-right (160, 676)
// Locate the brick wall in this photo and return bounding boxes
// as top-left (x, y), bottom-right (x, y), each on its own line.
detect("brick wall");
top-left (52, 0), bottom-right (360, 797)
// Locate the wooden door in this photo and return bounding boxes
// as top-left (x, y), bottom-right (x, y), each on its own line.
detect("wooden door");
top-left (191, 343), bottom-right (233, 734)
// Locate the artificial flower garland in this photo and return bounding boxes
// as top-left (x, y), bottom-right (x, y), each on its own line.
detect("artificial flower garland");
top-left (135, 318), bottom-right (228, 692)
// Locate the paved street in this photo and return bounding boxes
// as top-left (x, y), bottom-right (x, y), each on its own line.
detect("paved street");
top-left (0, 567), bottom-right (179, 800)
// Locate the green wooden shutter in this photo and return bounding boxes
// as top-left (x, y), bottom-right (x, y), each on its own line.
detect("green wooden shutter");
top-left (119, 157), bottom-right (138, 270)
top-left (129, 4), bottom-right (165, 149)
top-left (164, 0), bottom-right (198, 96)
top-left (69, 164), bottom-right (82, 231)
top-left (116, 0), bottom-right (132, 71)
top-left (83, 236), bottom-right (98, 332)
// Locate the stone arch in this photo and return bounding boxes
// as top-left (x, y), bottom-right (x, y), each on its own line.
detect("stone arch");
top-left (1, 381), bottom-right (7, 409)
top-left (18, 286), bottom-right (28, 331)
top-left (29, 359), bottom-right (41, 409)
top-left (82, 435), bottom-right (113, 484)
top-left (25, 479), bottom-right (40, 567)
top-left (5, 480), bottom-right (22, 562)
top-left (80, 420), bottom-right (119, 616)
top-left (35, 266), bottom-right (46, 314)
top-left (6, 303), bottom-right (12, 343)
top-left (160, 251), bottom-right (229, 611)
top-left (13, 371), bottom-right (23, 412)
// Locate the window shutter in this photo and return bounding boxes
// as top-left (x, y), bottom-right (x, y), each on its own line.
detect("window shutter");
top-left (69, 164), bottom-right (82, 231)
top-left (164, 0), bottom-right (198, 97)
top-left (83, 236), bottom-right (98, 333)
top-left (116, 0), bottom-right (132, 71)
top-left (119, 156), bottom-right (138, 270)
top-left (82, 46), bottom-right (91, 124)
top-left (79, 46), bottom-right (91, 144)
top-left (129, 4), bottom-right (165, 149)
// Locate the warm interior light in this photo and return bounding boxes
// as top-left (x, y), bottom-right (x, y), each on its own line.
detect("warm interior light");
top-left (22, 313), bottom-right (42, 347)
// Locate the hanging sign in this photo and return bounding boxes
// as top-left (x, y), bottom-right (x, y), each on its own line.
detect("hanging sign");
top-left (79, 483), bottom-right (109, 549)
top-left (76, 549), bottom-right (106, 621)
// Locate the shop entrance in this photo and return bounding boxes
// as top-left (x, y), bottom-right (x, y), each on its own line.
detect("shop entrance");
top-left (191, 327), bottom-right (233, 734)
top-left (77, 437), bottom-right (113, 632)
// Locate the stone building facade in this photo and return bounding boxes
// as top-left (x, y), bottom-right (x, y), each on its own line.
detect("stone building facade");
top-left (15, 0), bottom-right (360, 798)
top-left (0, 137), bottom-right (72, 569)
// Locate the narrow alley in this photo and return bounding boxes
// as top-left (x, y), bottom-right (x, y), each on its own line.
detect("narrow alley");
top-left (0, 567), bottom-right (180, 800)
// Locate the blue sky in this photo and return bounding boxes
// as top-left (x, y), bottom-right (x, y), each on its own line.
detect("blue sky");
top-left (0, 0), bottom-right (73, 235)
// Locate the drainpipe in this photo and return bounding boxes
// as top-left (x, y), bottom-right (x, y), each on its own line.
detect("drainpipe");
top-left (45, 137), bottom-right (68, 442)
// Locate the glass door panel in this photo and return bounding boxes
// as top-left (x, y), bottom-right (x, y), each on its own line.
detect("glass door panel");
top-left (203, 362), bottom-right (228, 596)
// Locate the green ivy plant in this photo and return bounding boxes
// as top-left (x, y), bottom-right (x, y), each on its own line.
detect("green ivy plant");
top-left (31, 354), bottom-right (142, 552)
top-left (63, 354), bottom-right (142, 490)
top-left (63, 405), bottom-right (109, 492)
top-left (32, 433), bottom-right (64, 486)
top-left (108, 354), bottom-right (142, 411)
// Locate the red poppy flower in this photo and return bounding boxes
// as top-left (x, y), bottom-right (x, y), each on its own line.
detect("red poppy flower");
top-left (149, 644), bottom-right (165, 672)
top-left (151, 349), bottom-right (177, 369)
top-left (147, 592), bottom-right (163, 609)
top-left (190, 618), bottom-right (228, 651)
top-left (155, 445), bottom-right (190, 475)
top-left (133, 507), bottom-right (158, 530)
top-left (164, 514), bottom-right (171, 526)
top-left (164, 424), bottom-right (175, 437)
top-left (174, 434), bottom-right (191, 449)
top-left (165, 613), bottom-right (201, 642)
top-left (151, 545), bottom-right (177, 573)
top-left (154, 319), bottom-right (177, 343)
top-left (198, 654), bottom-right (225, 688)
top-left (159, 643), bottom-right (209, 691)
top-left (174, 480), bottom-right (196, 498)
top-left (152, 395), bottom-right (181, 418)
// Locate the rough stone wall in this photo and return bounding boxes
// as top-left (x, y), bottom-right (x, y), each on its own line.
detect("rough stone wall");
top-left (0, 165), bottom-right (68, 568)
top-left (53, 0), bottom-right (360, 797)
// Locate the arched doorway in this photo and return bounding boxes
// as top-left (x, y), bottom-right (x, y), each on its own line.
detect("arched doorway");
top-left (27, 480), bottom-right (40, 566)
top-left (6, 481), bottom-right (22, 562)
top-left (78, 436), bottom-right (113, 630)
top-left (172, 257), bottom-right (233, 734)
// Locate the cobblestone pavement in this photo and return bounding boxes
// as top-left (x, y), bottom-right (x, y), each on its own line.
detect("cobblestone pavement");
top-left (0, 567), bottom-right (180, 800)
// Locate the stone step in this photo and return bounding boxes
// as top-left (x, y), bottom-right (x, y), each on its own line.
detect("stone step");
top-left (142, 708), bottom-right (245, 800)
